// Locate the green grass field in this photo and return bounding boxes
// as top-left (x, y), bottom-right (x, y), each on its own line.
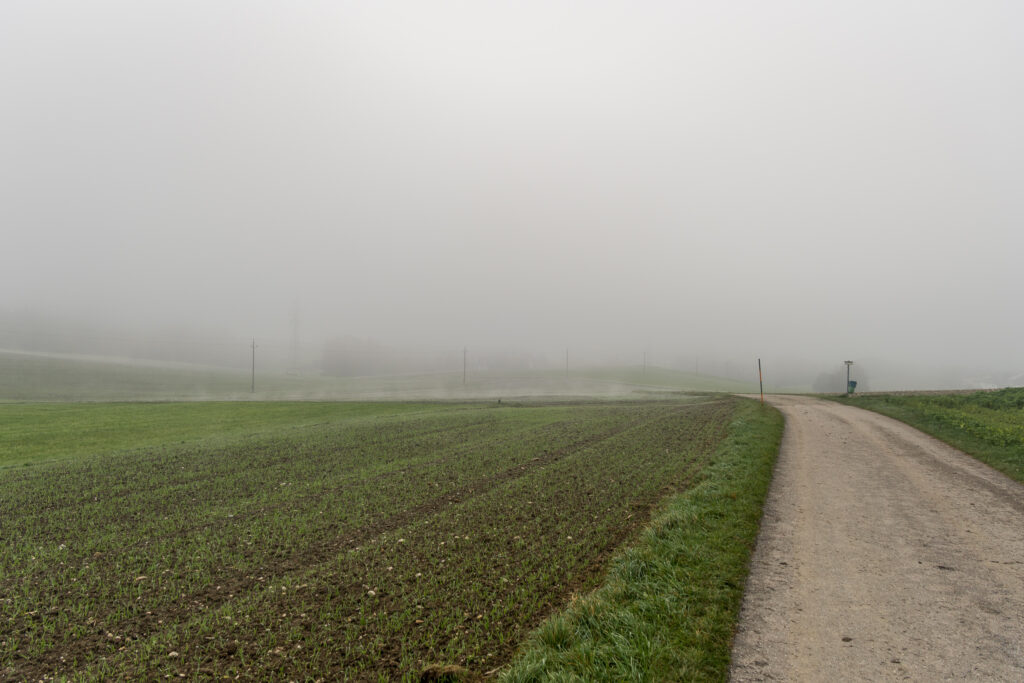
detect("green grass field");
top-left (0, 351), bottom-right (271, 401)
top-left (835, 388), bottom-right (1024, 484)
top-left (0, 401), bottom-right (437, 469)
top-left (0, 395), bottom-right (781, 680)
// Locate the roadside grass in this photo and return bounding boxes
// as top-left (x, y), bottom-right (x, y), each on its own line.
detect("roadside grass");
top-left (832, 388), bottom-right (1024, 484)
top-left (499, 397), bottom-right (784, 682)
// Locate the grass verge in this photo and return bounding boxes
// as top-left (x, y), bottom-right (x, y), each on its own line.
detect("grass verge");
top-left (498, 397), bottom-right (784, 682)
top-left (830, 388), bottom-right (1024, 484)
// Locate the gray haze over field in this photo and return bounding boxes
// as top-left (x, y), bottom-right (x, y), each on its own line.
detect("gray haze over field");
top-left (2, 1), bottom-right (1022, 390)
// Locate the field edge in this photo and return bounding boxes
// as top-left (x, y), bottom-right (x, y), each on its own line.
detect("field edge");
top-left (826, 390), bottom-right (1024, 484)
top-left (497, 397), bottom-right (785, 682)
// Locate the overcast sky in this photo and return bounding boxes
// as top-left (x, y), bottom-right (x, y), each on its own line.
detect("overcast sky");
top-left (2, 1), bottom-right (1022, 378)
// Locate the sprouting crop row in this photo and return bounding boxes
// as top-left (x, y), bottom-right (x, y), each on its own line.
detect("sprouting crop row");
top-left (1, 397), bottom-right (736, 681)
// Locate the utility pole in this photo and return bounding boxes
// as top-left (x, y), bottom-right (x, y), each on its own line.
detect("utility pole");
top-left (463, 347), bottom-right (467, 386)
top-left (251, 338), bottom-right (257, 393)
top-left (845, 360), bottom-right (854, 394)
top-left (758, 358), bottom-right (764, 404)
top-left (289, 301), bottom-right (299, 373)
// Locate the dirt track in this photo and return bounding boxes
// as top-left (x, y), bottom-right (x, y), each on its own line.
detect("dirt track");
top-left (730, 395), bottom-right (1024, 681)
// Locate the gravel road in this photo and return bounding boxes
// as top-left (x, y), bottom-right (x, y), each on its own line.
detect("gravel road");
top-left (730, 395), bottom-right (1024, 681)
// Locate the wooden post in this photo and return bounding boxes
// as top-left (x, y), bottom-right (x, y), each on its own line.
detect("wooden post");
top-left (758, 358), bottom-right (763, 404)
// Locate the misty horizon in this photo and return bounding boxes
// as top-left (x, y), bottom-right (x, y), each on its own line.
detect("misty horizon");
top-left (3, 1), bottom-right (1021, 392)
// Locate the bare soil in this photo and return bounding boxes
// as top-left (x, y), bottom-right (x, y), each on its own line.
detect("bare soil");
top-left (730, 395), bottom-right (1024, 681)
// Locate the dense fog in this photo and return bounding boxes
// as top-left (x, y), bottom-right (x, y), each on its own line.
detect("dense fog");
top-left (3, 1), bottom-right (1022, 390)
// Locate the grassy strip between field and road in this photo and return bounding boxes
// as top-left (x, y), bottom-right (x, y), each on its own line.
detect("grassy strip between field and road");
top-left (831, 387), bottom-right (1024, 484)
top-left (0, 395), bottom-right (782, 681)
top-left (498, 397), bottom-right (784, 682)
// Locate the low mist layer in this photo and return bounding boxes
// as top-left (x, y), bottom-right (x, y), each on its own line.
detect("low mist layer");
top-left (2, 1), bottom-right (1021, 392)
